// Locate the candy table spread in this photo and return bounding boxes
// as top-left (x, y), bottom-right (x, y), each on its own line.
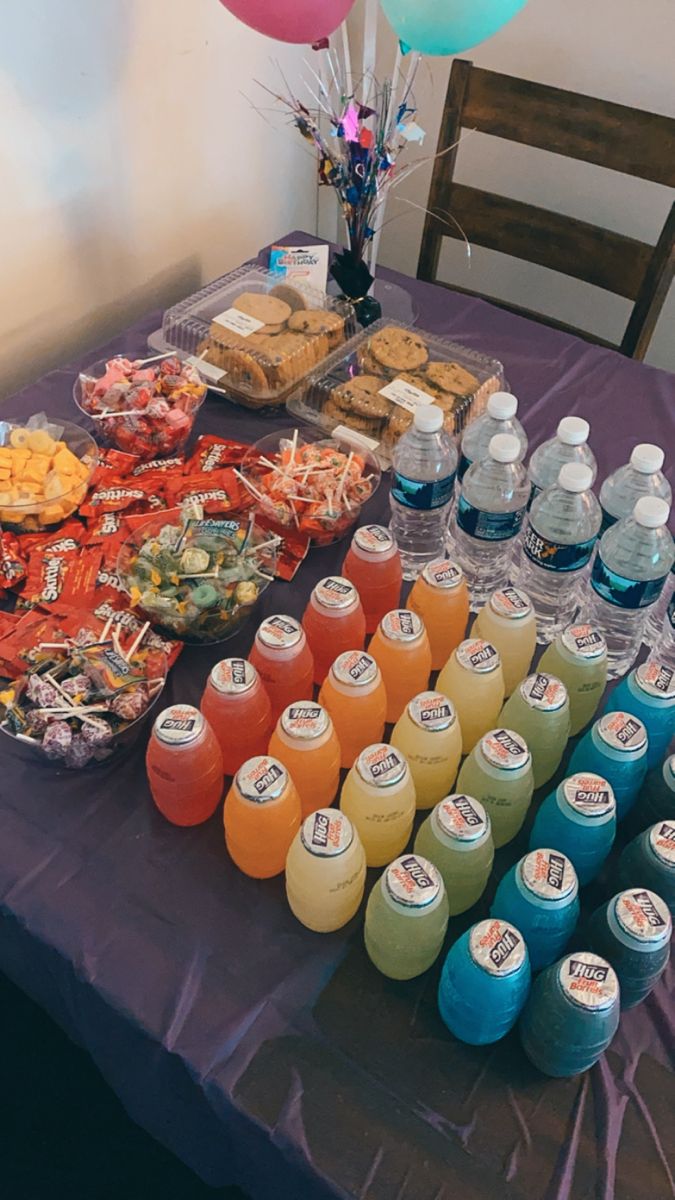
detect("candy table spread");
top-left (1, 234), bottom-right (674, 1200)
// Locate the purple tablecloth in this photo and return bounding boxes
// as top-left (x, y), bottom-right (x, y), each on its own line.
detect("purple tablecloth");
top-left (1, 235), bottom-right (674, 1200)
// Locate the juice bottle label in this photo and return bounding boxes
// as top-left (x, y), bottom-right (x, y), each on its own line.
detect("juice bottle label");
top-left (392, 471), bottom-right (455, 512)
top-left (591, 557), bottom-right (668, 609)
top-left (456, 495), bottom-right (525, 541)
top-left (561, 624), bottom-right (606, 659)
top-left (258, 615), bottom-right (302, 648)
top-left (315, 577), bottom-right (357, 609)
top-left (520, 849), bottom-right (577, 900)
top-left (649, 822), bottom-right (675, 865)
top-left (469, 918), bottom-right (525, 975)
top-left (489, 586), bottom-right (532, 618)
top-left (422, 559), bottom-right (464, 589)
top-left (481, 728), bottom-right (530, 770)
top-left (523, 524), bottom-right (597, 572)
top-left (381, 609), bottom-right (423, 642)
top-left (357, 743), bottom-right (407, 787)
top-left (353, 525), bottom-right (394, 554)
top-left (332, 651), bottom-right (378, 687)
top-left (155, 705), bottom-right (204, 745)
top-left (437, 794), bottom-right (488, 841)
top-left (635, 660), bottom-right (675, 699)
top-left (614, 890), bottom-right (670, 940)
top-left (456, 638), bottom-right (500, 673)
top-left (408, 692), bottom-right (456, 731)
top-left (236, 755), bottom-right (287, 802)
top-left (561, 953), bottom-right (618, 1009)
top-left (520, 673), bottom-right (567, 711)
top-left (563, 773), bottom-right (615, 816)
top-left (385, 855), bottom-right (441, 908)
top-left (597, 712), bottom-right (647, 753)
top-left (210, 658), bottom-right (255, 694)
top-left (281, 704), bottom-right (329, 740)
top-left (301, 809), bottom-right (354, 857)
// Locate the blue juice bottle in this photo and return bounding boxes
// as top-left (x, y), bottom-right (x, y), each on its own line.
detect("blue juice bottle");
top-left (604, 660), bottom-right (675, 768)
top-left (491, 849), bottom-right (580, 969)
top-left (637, 754), bottom-right (675, 830)
top-left (520, 952), bottom-right (620, 1076)
top-left (529, 773), bottom-right (616, 885)
top-left (617, 822), bottom-right (675, 915)
top-left (588, 889), bottom-right (672, 1009)
top-left (438, 918), bottom-right (531, 1044)
top-left (567, 711), bottom-right (648, 821)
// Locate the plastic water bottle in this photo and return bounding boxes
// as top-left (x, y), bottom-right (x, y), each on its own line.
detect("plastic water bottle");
top-left (617, 822), bottom-right (675, 915)
top-left (519, 952), bottom-right (620, 1077)
top-left (585, 497), bottom-right (674, 677)
top-left (567, 712), bottom-right (648, 822)
top-left (389, 405), bottom-right (458, 580)
top-left (529, 773), bottom-right (616, 885)
top-left (599, 443), bottom-right (671, 532)
top-left (438, 919), bottom-right (531, 1045)
top-left (588, 889), bottom-right (672, 1009)
top-left (491, 849), bottom-right (580, 970)
top-left (604, 658), bottom-right (675, 768)
top-left (644, 565), bottom-right (675, 649)
top-left (513, 463), bottom-right (602, 643)
top-left (527, 416), bottom-right (597, 504)
top-left (636, 754), bottom-right (675, 830)
top-left (457, 391), bottom-right (528, 483)
top-left (450, 433), bottom-right (530, 608)
top-left (650, 589), bottom-right (675, 669)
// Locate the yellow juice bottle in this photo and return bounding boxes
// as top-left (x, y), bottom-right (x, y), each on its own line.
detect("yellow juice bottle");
top-left (390, 691), bottom-right (463, 809)
top-left (340, 743), bottom-right (416, 867)
top-left (437, 638), bottom-right (505, 754)
top-left (472, 586), bottom-right (537, 695)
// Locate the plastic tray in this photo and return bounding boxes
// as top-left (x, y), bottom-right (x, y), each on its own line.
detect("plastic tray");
top-left (161, 266), bottom-right (356, 412)
top-left (287, 319), bottom-right (506, 467)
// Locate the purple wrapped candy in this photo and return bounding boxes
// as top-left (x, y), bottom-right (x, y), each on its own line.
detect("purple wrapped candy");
top-left (61, 674), bottom-right (92, 700)
top-left (81, 716), bottom-right (113, 746)
top-left (110, 684), bottom-right (149, 722)
top-left (27, 675), bottom-right (61, 708)
top-left (25, 711), bottom-right (50, 737)
top-left (42, 720), bottom-right (73, 759)
top-left (65, 734), bottom-right (94, 769)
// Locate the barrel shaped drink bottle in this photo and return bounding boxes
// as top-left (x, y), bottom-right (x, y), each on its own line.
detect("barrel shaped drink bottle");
top-left (520, 952), bottom-right (620, 1077)
top-left (408, 558), bottom-right (470, 670)
top-left (499, 672), bottom-right (571, 788)
top-left (146, 705), bottom-right (223, 826)
top-left (588, 889), bottom-right (672, 1008)
top-left (285, 809), bottom-right (367, 933)
top-left (529, 774), bottom-right (616, 886)
top-left (368, 609), bottom-right (432, 723)
top-left (491, 849), bottom-right (580, 970)
top-left (457, 728), bottom-right (534, 847)
top-left (200, 658), bottom-right (272, 776)
top-left (249, 614), bottom-right (315, 723)
top-left (318, 651), bottom-right (387, 769)
top-left (604, 659), bottom-right (675, 768)
top-left (224, 755), bottom-right (301, 878)
top-left (538, 624), bottom-right (608, 736)
top-left (637, 754), bottom-right (675, 829)
top-left (437, 638), bottom-right (505, 754)
top-left (415, 795), bottom-right (494, 914)
top-left (340, 743), bottom-right (416, 867)
top-left (617, 822), bottom-right (675, 915)
top-left (390, 692), bottom-right (462, 809)
top-left (342, 525), bottom-right (402, 634)
top-left (268, 703), bottom-right (341, 818)
top-left (364, 855), bottom-right (449, 980)
top-left (568, 712), bottom-right (648, 822)
top-left (438, 919), bottom-right (531, 1044)
top-left (472, 586), bottom-right (537, 695)
top-left (302, 577), bottom-right (366, 684)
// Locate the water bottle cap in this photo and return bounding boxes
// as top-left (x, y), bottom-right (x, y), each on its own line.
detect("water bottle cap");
top-left (489, 433), bottom-right (520, 463)
top-left (434, 794), bottom-right (489, 842)
top-left (561, 624), bottom-right (606, 659)
top-left (561, 772), bottom-right (615, 817)
top-left (380, 609), bottom-right (424, 642)
top-left (154, 704), bottom-right (204, 746)
top-left (456, 638), bottom-right (500, 673)
top-left (353, 524), bottom-right (394, 555)
top-left (559, 953), bottom-right (618, 1010)
top-left (257, 614), bottom-right (302, 649)
top-left (331, 651), bottom-right (379, 688)
top-left (557, 416), bottom-right (590, 446)
top-left (487, 391), bottom-right (518, 420)
top-left (648, 821), bottom-right (675, 866)
top-left (519, 848), bottom-right (578, 902)
top-left (209, 657), bottom-right (256, 695)
top-left (280, 703), bottom-right (330, 740)
top-left (469, 918), bottom-right (526, 976)
top-left (613, 890), bottom-right (671, 943)
top-left (558, 462), bottom-right (592, 493)
top-left (634, 496), bottom-right (670, 528)
top-left (413, 404), bottom-right (444, 434)
top-left (488, 586), bottom-right (532, 619)
top-left (235, 755), bottom-right (288, 802)
top-left (480, 728), bottom-right (531, 771)
top-left (519, 672), bottom-right (568, 712)
top-left (314, 576), bottom-right (359, 609)
top-left (356, 743), bottom-right (408, 788)
top-left (635, 660), bottom-right (675, 699)
top-left (385, 854), bottom-right (442, 908)
top-left (597, 711), bottom-right (647, 753)
top-left (300, 809), bottom-right (354, 857)
top-left (407, 691), bottom-right (456, 732)
top-left (421, 558), bottom-right (464, 589)
top-left (630, 443), bottom-right (665, 474)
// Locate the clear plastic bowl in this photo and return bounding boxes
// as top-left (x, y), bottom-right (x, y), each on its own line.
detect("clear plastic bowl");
top-left (0, 415), bottom-right (98, 532)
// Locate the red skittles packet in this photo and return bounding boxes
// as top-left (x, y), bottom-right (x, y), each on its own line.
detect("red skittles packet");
top-left (165, 468), bottom-right (245, 515)
top-left (19, 545), bottom-right (79, 609)
top-left (94, 561), bottom-right (129, 607)
top-left (129, 456), bottom-right (185, 479)
top-left (186, 435), bottom-right (250, 474)
top-left (0, 532), bottom-right (28, 588)
top-left (17, 520), bottom-right (84, 556)
top-left (0, 606), bottom-right (74, 676)
top-left (79, 477), bottom-right (165, 517)
top-left (91, 600), bottom-right (183, 669)
top-left (91, 448), bottom-right (139, 483)
top-left (60, 547), bottom-right (103, 608)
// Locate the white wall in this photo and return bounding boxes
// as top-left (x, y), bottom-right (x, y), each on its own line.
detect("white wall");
top-left (0, 0), bottom-right (317, 399)
top-left (347, 0), bottom-right (675, 370)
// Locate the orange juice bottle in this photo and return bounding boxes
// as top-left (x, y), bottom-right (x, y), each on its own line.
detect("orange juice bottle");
top-left (318, 650), bottom-right (387, 769)
top-left (340, 743), bottom-right (416, 867)
top-left (249, 614), bottom-right (315, 723)
top-left (437, 638), bottom-right (505, 754)
top-left (302, 577), bottom-right (367, 684)
top-left (200, 657), bottom-right (272, 776)
top-left (391, 691), bottom-right (463, 808)
top-left (146, 704), bottom-right (224, 826)
top-left (342, 525), bottom-right (403, 634)
top-left (408, 558), bottom-right (470, 670)
top-left (224, 755), bottom-right (301, 878)
top-left (368, 609), bottom-right (432, 723)
top-left (268, 702), bottom-right (341, 818)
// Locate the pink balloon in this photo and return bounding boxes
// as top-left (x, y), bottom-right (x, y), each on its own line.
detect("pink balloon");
top-left (219, 0), bottom-right (357, 44)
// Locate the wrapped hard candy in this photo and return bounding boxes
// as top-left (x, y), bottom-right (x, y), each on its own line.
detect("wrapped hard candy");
top-left (27, 676), bottom-right (61, 708)
top-left (65, 734), bottom-right (94, 769)
top-left (81, 716), bottom-right (113, 746)
top-left (180, 547), bottom-right (210, 575)
top-left (110, 685), bottom-right (149, 722)
top-left (43, 720), bottom-right (73, 759)
top-left (61, 674), bottom-right (92, 700)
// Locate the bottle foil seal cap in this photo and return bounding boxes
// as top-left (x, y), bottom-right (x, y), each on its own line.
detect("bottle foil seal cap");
top-left (257, 614), bottom-right (302, 649)
top-left (456, 638), bottom-right (500, 673)
top-left (154, 704), bottom-right (204, 746)
top-left (561, 624), bottom-right (606, 659)
top-left (314, 576), bottom-right (358, 609)
top-left (353, 525), bottom-right (394, 554)
top-left (331, 651), bottom-right (378, 688)
top-left (562, 773), bottom-right (615, 817)
top-left (614, 889), bottom-right (671, 943)
top-left (356, 743), bottom-right (407, 788)
top-left (519, 848), bottom-right (578, 901)
top-left (519, 672), bottom-right (568, 712)
top-left (649, 821), bottom-right (675, 866)
top-left (210, 657), bottom-right (256, 695)
top-left (489, 586), bottom-right (532, 619)
top-left (236, 755), bottom-right (288, 803)
top-left (407, 691), bottom-right (456, 732)
top-left (635, 660), bottom-right (675, 700)
top-left (480, 728), bottom-right (531, 771)
top-left (385, 854), bottom-right (442, 908)
top-left (301, 809), bottom-right (354, 857)
top-left (381, 609), bottom-right (423, 642)
top-left (469, 918), bottom-right (526, 976)
top-left (435, 794), bottom-right (489, 843)
top-left (560, 952), bottom-right (619, 1010)
top-left (597, 711), bottom-right (647, 753)
top-left (280, 703), bottom-right (329, 740)
top-left (421, 558), bottom-right (464, 589)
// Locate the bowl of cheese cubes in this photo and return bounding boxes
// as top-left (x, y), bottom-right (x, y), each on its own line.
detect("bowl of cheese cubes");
top-left (0, 414), bottom-right (98, 532)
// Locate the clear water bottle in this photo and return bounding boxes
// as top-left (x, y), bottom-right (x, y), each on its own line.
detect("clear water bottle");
top-left (513, 463), bottom-right (602, 643)
top-left (457, 391), bottom-right (528, 483)
top-left (585, 497), bottom-right (675, 677)
top-left (527, 416), bottom-right (597, 504)
top-left (644, 565), bottom-right (675, 650)
top-left (389, 405), bottom-right (458, 580)
top-left (648, 587), bottom-right (675, 669)
top-left (450, 433), bottom-right (530, 609)
top-left (599, 443), bottom-right (671, 533)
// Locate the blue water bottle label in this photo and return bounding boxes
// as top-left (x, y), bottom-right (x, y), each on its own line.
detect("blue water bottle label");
top-left (523, 523), bottom-right (597, 572)
top-left (600, 506), bottom-right (618, 534)
top-left (456, 495), bottom-right (526, 541)
top-left (591, 557), bottom-right (668, 609)
top-left (391, 470), bottom-right (455, 511)
top-left (457, 453), bottom-right (472, 482)
top-left (527, 481), bottom-right (542, 509)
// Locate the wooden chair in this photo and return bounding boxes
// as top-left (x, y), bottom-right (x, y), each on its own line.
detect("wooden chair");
top-left (417, 59), bottom-right (675, 360)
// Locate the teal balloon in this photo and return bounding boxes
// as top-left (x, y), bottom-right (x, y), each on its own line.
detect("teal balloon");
top-left (381, 0), bottom-right (528, 56)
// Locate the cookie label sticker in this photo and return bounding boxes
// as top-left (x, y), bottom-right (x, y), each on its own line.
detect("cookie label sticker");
top-left (212, 307), bottom-right (265, 337)
top-left (332, 424), bottom-right (379, 453)
top-left (187, 356), bottom-right (224, 383)
top-left (379, 377), bottom-right (436, 413)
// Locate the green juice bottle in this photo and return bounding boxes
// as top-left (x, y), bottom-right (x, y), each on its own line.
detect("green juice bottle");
top-left (364, 854), bottom-right (449, 979)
